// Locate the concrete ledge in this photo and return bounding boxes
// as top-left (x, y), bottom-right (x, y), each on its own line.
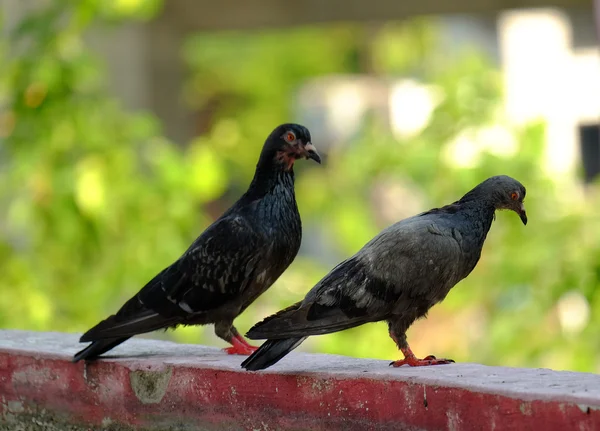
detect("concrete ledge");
top-left (1, 330), bottom-right (600, 431)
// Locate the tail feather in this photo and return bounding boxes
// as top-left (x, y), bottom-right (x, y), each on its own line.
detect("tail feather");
top-left (72, 337), bottom-right (130, 362)
top-left (245, 301), bottom-right (311, 340)
top-left (75, 295), bottom-right (180, 362)
top-left (241, 337), bottom-right (306, 371)
top-left (80, 311), bottom-right (172, 341)
top-left (246, 301), bottom-right (369, 340)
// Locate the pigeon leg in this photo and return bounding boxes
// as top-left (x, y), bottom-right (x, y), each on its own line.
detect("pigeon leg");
top-left (390, 345), bottom-right (455, 367)
top-left (233, 327), bottom-right (258, 352)
top-left (223, 335), bottom-right (258, 355)
top-left (216, 323), bottom-right (258, 355)
top-left (388, 327), bottom-right (454, 367)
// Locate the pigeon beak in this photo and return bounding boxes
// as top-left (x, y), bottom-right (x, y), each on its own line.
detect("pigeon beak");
top-left (304, 142), bottom-right (321, 164)
top-left (517, 203), bottom-right (527, 225)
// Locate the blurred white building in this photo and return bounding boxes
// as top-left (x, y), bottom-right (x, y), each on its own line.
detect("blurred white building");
top-left (499, 9), bottom-right (599, 182)
top-left (296, 9), bottom-right (600, 184)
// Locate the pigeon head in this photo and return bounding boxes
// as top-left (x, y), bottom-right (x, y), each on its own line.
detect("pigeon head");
top-left (261, 124), bottom-right (321, 171)
top-left (467, 175), bottom-right (528, 225)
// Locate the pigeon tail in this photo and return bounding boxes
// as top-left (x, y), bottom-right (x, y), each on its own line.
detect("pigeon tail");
top-left (72, 337), bottom-right (130, 362)
top-left (241, 337), bottom-right (306, 371)
top-left (79, 310), bottom-right (176, 341)
top-left (245, 299), bottom-right (372, 340)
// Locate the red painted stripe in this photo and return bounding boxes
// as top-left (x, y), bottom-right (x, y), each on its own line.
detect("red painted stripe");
top-left (1, 351), bottom-right (599, 431)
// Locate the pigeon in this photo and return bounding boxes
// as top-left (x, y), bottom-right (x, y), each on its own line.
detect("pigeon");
top-left (73, 123), bottom-right (321, 362)
top-left (241, 175), bottom-right (527, 371)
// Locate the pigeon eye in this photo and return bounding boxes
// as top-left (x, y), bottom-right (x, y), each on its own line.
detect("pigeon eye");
top-left (511, 192), bottom-right (518, 200)
top-left (284, 132), bottom-right (296, 143)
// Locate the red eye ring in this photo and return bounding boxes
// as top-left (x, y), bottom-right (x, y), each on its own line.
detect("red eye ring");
top-left (285, 132), bottom-right (295, 142)
top-left (511, 192), bottom-right (518, 201)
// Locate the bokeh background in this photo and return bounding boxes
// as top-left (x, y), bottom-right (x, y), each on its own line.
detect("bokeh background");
top-left (1, 0), bottom-right (599, 372)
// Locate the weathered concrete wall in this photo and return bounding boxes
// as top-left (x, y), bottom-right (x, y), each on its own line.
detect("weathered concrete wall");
top-left (1, 330), bottom-right (600, 431)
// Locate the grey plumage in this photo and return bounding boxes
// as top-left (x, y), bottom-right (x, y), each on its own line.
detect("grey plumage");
top-left (74, 123), bottom-right (321, 362)
top-left (241, 175), bottom-right (527, 371)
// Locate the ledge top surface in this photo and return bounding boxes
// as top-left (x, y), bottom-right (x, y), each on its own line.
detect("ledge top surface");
top-left (1, 329), bottom-right (599, 405)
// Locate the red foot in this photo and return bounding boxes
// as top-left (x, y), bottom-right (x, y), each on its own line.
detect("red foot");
top-left (223, 345), bottom-right (257, 355)
top-left (223, 334), bottom-right (258, 356)
top-left (389, 344), bottom-right (455, 367)
top-left (390, 354), bottom-right (454, 367)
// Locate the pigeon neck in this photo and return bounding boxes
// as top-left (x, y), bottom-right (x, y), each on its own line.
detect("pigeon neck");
top-left (464, 201), bottom-right (497, 243)
top-left (458, 186), bottom-right (497, 208)
top-left (248, 156), bottom-right (295, 197)
top-left (458, 194), bottom-right (496, 212)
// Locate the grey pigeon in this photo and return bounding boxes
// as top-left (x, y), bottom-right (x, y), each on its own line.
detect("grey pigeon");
top-left (241, 175), bottom-right (527, 371)
top-left (73, 124), bottom-right (321, 362)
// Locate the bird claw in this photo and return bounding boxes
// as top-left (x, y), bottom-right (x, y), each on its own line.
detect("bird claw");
top-left (390, 355), bottom-right (454, 367)
top-left (223, 333), bottom-right (259, 355)
top-left (223, 345), bottom-right (258, 356)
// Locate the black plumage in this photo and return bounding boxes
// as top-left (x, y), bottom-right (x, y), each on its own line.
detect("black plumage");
top-left (241, 175), bottom-right (527, 371)
top-left (74, 123), bottom-right (321, 362)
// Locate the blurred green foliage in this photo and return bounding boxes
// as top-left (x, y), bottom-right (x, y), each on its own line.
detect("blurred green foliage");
top-left (1, 1), bottom-right (599, 372)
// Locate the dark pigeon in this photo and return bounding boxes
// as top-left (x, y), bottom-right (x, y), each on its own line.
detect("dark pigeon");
top-left (73, 124), bottom-right (321, 362)
top-left (241, 175), bottom-right (527, 371)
